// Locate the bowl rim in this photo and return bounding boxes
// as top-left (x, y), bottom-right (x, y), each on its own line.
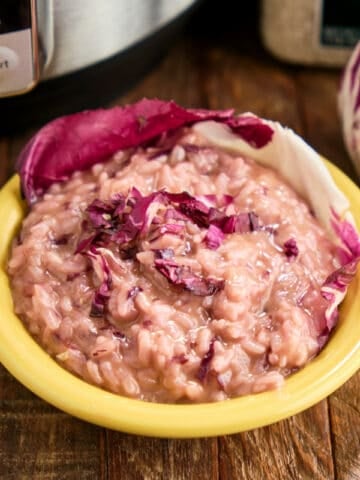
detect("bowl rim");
top-left (0, 161), bottom-right (359, 438)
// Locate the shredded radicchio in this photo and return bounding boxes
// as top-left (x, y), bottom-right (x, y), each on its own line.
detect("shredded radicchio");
top-left (80, 188), bottom-right (260, 253)
top-left (330, 208), bottom-right (360, 264)
top-left (86, 199), bottom-right (118, 229)
top-left (127, 286), bottom-right (143, 299)
top-left (76, 188), bottom-right (262, 313)
top-left (210, 211), bottom-right (260, 234)
top-left (197, 337), bottom-right (216, 381)
top-left (318, 209), bottom-right (360, 346)
top-left (154, 257), bottom-right (224, 296)
top-left (283, 238), bottom-right (299, 259)
top-left (85, 247), bottom-right (112, 317)
top-left (318, 260), bottom-right (358, 347)
top-left (205, 225), bottom-right (225, 250)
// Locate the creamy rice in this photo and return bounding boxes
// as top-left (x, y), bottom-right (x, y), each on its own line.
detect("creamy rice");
top-left (8, 127), bottom-right (338, 403)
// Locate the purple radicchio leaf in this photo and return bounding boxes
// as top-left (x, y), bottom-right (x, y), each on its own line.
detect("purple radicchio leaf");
top-left (350, 44), bottom-right (360, 91)
top-left (338, 43), bottom-right (360, 171)
top-left (316, 209), bottom-right (360, 347)
top-left (197, 337), bottom-right (216, 381)
top-left (164, 207), bottom-right (189, 222)
top-left (16, 100), bottom-right (233, 204)
top-left (283, 238), bottom-right (299, 259)
top-left (127, 286), bottom-right (143, 299)
top-left (17, 98), bottom-right (274, 204)
top-left (209, 210), bottom-right (260, 234)
top-left (75, 233), bottom-right (100, 254)
top-left (162, 191), bottom-right (210, 228)
top-left (225, 115), bottom-right (274, 148)
top-left (76, 188), bottom-right (263, 302)
top-left (154, 257), bottom-right (224, 296)
top-left (150, 223), bottom-right (185, 242)
top-left (205, 224), bottom-right (225, 250)
top-left (230, 212), bottom-right (259, 233)
top-left (320, 259), bottom-right (358, 344)
top-left (86, 199), bottom-right (115, 229)
top-left (163, 191), bottom-right (260, 240)
top-left (196, 194), bottom-right (233, 209)
top-left (85, 247), bottom-right (112, 317)
top-left (112, 188), bottom-right (161, 243)
top-left (331, 208), bottom-right (360, 264)
top-left (76, 190), bottom-right (184, 253)
top-left (99, 188), bottom-right (166, 246)
top-left (111, 193), bottom-right (127, 217)
top-left (324, 262), bottom-right (358, 293)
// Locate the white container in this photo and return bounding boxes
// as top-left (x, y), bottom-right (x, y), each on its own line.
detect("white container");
top-left (260, 0), bottom-right (360, 67)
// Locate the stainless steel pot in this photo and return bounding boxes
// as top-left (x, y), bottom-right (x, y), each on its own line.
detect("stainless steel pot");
top-left (0, 0), bottom-right (198, 97)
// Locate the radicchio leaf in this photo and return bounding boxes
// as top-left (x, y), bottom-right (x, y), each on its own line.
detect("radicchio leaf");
top-left (318, 210), bottom-right (360, 345)
top-left (85, 247), bottom-right (112, 317)
top-left (330, 208), bottom-right (360, 264)
top-left (77, 188), bottom-right (264, 303)
top-left (179, 199), bottom-right (211, 228)
top-left (154, 257), bottom-right (224, 296)
top-left (109, 188), bottom-right (165, 245)
top-left (320, 259), bottom-right (358, 344)
top-left (75, 234), bottom-right (98, 254)
top-left (205, 224), bottom-right (225, 250)
top-left (17, 99), bottom-right (274, 204)
top-left (197, 337), bottom-right (216, 381)
top-left (163, 192), bottom-right (260, 242)
top-left (283, 238), bottom-right (299, 259)
top-left (338, 42), bottom-right (360, 176)
top-left (86, 199), bottom-right (115, 229)
top-left (127, 286), bottom-right (143, 299)
top-left (209, 210), bottom-right (260, 235)
top-left (324, 262), bottom-right (357, 293)
top-left (225, 114), bottom-right (274, 148)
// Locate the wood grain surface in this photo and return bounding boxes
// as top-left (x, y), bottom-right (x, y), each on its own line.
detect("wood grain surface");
top-left (0, 2), bottom-right (359, 479)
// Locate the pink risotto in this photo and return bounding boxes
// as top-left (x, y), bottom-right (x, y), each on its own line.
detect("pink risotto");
top-left (8, 127), bottom-right (340, 403)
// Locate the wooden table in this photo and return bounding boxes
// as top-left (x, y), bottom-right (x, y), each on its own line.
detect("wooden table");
top-left (0, 3), bottom-right (359, 479)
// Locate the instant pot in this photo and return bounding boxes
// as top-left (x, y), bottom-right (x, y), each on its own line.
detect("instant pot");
top-left (0, 0), bottom-right (200, 132)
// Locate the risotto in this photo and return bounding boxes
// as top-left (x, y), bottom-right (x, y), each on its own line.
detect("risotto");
top-left (8, 125), bottom-right (342, 403)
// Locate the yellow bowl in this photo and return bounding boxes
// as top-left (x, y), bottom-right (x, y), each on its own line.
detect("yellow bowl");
top-left (0, 162), bottom-right (359, 438)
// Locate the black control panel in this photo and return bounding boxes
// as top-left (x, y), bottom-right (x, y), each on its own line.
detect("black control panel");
top-left (0, 0), bottom-right (31, 35)
top-left (321, 0), bottom-right (360, 47)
